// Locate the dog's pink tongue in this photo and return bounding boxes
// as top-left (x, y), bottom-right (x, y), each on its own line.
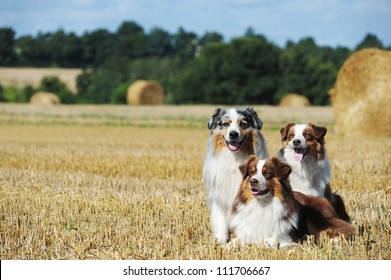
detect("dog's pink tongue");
top-left (228, 142), bottom-right (240, 151)
top-left (294, 152), bottom-right (304, 161)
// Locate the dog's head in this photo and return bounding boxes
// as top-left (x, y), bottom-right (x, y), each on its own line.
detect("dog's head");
top-left (238, 156), bottom-right (292, 203)
top-left (207, 107), bottom-right (263, 153)
top-left (279, 122), bottom-right (327, 162)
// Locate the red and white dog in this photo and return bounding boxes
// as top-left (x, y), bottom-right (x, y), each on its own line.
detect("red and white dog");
top-left (278, 122), bottom-right (351, 222)
top-left (231, 156), bottom-right (355, 248)
top-left (203, 107), bottom-right (268, 243)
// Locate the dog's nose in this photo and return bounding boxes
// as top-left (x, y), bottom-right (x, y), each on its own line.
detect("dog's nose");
top-left (229, 131), bottom-right (239, 139)
top-left (249, 178), bottom-right (258, 187)
top-left (293, 139), bottom-right (301, 146)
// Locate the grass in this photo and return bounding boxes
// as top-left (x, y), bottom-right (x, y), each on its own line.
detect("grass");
top-left (0, 104), bottom-right (390, 260)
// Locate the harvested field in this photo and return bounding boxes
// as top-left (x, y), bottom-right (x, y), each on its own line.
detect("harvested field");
top-left (0, 67), bottom-right (82, 93)
top-left (0, 104), bottom-right (389, 260)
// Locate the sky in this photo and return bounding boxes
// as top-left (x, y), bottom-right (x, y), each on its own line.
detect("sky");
top-left (1, 0), bottom-right (391, 49)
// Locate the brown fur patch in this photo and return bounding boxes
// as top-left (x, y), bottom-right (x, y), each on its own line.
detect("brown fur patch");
top-left (303, 123), bottom-right (326, 161)
top-left (324, 183), bottom-right (351, 222)
top-left (280, 122), bottom-right (297, 141)
top-left (262, 158), bottom-right (293, 202)
top-left (212, 131), bottom-right (226, 154)
top-left (239, 155), bottom-right (258, 179)
top-left (268, 179), bottom-right (284, 201)
top-left (239, 129), bottom-right (256, 155)
top-left (232, 177), bottom-right (254, 213)
top-left (293, 191), bottom-right (355, 239)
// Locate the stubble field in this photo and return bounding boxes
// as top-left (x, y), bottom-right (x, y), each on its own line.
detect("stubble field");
top-left (0, 104), bottom-right (390, 260)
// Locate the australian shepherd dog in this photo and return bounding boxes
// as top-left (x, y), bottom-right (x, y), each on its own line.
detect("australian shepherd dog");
top-left (203, 107), bottom-right (268, 243)
top-left (278, 122), bottom-right (351, 222)
top-left (231, 156), bottom-right (355, 248)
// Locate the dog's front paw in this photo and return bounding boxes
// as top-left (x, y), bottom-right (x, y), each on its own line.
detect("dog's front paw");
top-left (264, 237), bottom-right (297, 249)
top-left (263, 237), bottom-right (278, 249)
top-left (216, 235), bottom-right (229, 245)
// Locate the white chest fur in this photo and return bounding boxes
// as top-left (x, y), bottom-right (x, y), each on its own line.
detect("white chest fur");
top-left (283, 149), bottom-right (331, 197)
top-left (204, 149), bottom-right (248, 208)
top-left (231, 197), bottom-right (298, 245)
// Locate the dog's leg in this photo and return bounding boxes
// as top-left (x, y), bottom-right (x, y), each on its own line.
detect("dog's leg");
top-left (331, 193), bottom-right (351, 223)
top-left (324, 184), bottom-right (351, 223)
top-left (209, 201), bottom-right (229, 244)
top-left (264, 236), bottom-right (297, 249)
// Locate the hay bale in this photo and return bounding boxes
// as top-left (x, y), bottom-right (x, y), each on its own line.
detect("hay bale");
top-left (279, 93), bottom-right (311, 107)
top-left (330, 48), bottom-right (391, 137)
top-left (30, 92), bottom-right (60, 105)
top-left (126, 80), bottom-right (164, 105)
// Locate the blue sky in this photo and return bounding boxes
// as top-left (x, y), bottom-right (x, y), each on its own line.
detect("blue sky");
top-left (1, 0), bottom-right (390, 48)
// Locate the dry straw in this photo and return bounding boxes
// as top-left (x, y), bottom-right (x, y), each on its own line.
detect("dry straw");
top-left (30, 92), bottom-right (60, 105)
top-left (330, 48), bottom-right (391, 137)
top-left (279, 93), bottom-right (311, 107)
top-left (126, 80), bottom-right (164, 105)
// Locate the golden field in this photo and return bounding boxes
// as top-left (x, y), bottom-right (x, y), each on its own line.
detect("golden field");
top-left (0, 67), bottom-right (82, 93)
top-left (0, 104), bottom-right (390, 260)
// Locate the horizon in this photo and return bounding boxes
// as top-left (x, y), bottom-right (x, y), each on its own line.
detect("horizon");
top-left (1, 0), bottom-right (390, 49)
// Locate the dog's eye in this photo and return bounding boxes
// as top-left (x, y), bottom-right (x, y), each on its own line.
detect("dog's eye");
top-left (263, 171), bottom-right (273, 179)
top-left (289, 133), bottom-right (295, 139)
top-left (304, 134), bottom-right (313, 140)
top-left (240, 121), bottom-right (249, 129)
top-left (222, 122), bottom-right (230, 127)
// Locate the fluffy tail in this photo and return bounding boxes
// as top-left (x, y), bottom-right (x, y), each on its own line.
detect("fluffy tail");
top-left (293, 191), bottom-right (355, 239)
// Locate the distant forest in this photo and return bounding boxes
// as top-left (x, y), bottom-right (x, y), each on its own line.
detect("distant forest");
top-left (0, 21), bottom-right (389, 105)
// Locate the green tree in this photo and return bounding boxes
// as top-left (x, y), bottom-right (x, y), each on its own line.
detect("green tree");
top-left (147, 27), bottom-right (174, 57)
top-left (319, 46), bottom-right (351, 70)
top-left (0, 28), bottom-right (17, 65)
top-left (116, 21), bottom-right (148, 58)
top-left (0, 84), bottom-right (5, 102)
top-left (77, 55), bottom-right (131, 103)
top-left (81, 29), bottom-right (116, 67)
top-left (277, 37), bottom-right (337, 105)
top-left (16, 33), bottom-right (52, 66)
top-left (111, 82), bottom-right (131, 104)
top-left (39, 76), bottom-right (76, 104)
top-left (48, 29), bottom-right (84, 67)
top-left (355, 33), bottom-right (384, 50)
top-left (199, 32), bottom-right (224, 46)
top-left (172, 27), bottom-right (198, 61)
top-left (172, 36), bottom-right (281, 104)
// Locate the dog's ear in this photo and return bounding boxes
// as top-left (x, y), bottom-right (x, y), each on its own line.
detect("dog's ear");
top-left (207, 108), bottom-right (223, 130)
top-left (308, 122), bottom-right (327, 140)
top-left (239, 155), bottom-right (258, 179)
top-left (280, 122), bottom-right (296, 141)
top-left (246, 107), bottom-right (263, 130)
top-left (270, 157), bottom-right (291, 180)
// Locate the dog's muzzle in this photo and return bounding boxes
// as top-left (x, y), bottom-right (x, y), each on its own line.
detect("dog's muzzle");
top-left (224, 130), bottom-right (245, 152)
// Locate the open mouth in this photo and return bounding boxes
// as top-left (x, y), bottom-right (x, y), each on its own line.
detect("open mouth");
top-left (251, 187), bottom-right (269, 196)
top-left (224, 136), bottom-right (246, 152)
top-left (293, 147), bottom-right (307, 162)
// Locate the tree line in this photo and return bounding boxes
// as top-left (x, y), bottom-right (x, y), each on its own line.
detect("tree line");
top-left (0, 21), bottom-right (389, 105)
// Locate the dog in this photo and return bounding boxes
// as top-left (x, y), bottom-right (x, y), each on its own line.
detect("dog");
top-left (278, 122), bottom-right (351, 222)
top-left (203, 107), bottom-right (268, 243)
top-left (231, 156), bottom-right (355, 248)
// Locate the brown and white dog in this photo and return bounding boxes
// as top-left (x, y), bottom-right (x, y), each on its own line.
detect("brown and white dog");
top-left (203, 107), bottom-right (268, 243)
top-left (278, 122), bottom-right (351, 222)
top-left (231, 156), bottom-right (355, 248)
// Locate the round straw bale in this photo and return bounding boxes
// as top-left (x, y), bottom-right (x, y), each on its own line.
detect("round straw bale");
top-left (330, 48), bottom-right (391, 137)
top-left (126, 80), bottom-right (164, 105)
top-left (30, 91), bottom-right (60, 105)
top-left (279, 93), bottom-right (311, 107)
